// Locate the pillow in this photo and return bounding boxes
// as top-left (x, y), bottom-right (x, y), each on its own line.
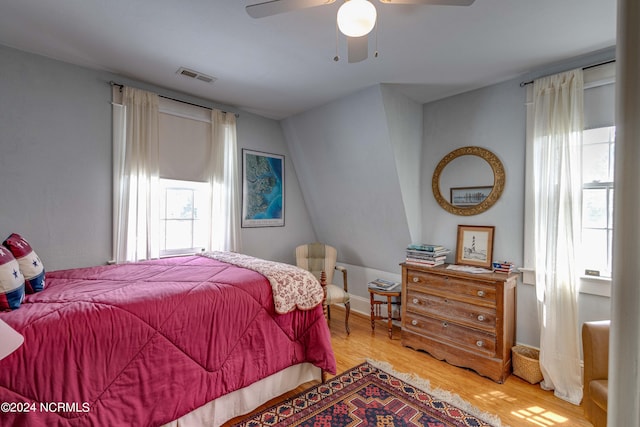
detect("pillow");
top-left (3, 233), bottom-right (46, 293)
top-left (0, 246), bottom-right (25, 311)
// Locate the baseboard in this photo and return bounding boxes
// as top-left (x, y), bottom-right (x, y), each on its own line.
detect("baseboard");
top-left (349, 294), bottom-right (371, 317)
top-left (333, 294), bottom-right (401, 328)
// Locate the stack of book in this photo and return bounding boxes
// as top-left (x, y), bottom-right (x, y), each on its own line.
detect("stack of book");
top-left (405, 243), bottom-right (451, 268)
top-left (368, 278), bottom-right (401, 292)
top-left (492, 261), bottom-right (515, 274)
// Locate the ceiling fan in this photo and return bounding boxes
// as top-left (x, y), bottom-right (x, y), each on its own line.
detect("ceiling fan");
top-left (246, 0), bottom-right (475, 63)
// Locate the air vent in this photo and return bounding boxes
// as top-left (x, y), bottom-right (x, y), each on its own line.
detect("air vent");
top-left (177, 67), bottom-right (216, 84)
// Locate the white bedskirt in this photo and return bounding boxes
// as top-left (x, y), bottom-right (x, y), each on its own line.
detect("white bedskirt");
top-left (162, 363), bottom-right (321, 427)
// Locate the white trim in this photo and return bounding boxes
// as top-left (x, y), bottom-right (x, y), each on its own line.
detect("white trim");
top-left (583, 62), bottom-right (616, 89)
top-left (159, 97), bottom-right (211, 123)
top-left (579, 276), bottom-right (611, 297)
top-left (518, 267), bottom-right (611, 297)
top-left (159, 109), bottom-right (212, 124)
top-left (347, 294), bottom-right (402, 326)
top-left (349, 294), bottom-right (371, 317)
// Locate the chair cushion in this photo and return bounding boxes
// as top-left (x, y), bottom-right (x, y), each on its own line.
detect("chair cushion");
top-left (589, 379), bottom-right (608, 411)
top-left (325, 283), bottom-right (350, 305)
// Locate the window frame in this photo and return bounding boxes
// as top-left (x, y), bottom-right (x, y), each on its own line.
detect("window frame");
top-left (159, 178), bottom-right (211, 257)
top-left (580, 126), bottom-right (615, 279)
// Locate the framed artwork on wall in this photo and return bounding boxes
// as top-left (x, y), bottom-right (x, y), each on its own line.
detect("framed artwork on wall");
top-left (455, 225), bottom-right (495, 268)
top-left (241, 149), bottom-right (285, 228)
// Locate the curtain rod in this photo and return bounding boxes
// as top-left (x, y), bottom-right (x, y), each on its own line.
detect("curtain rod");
top-left (109, 81), bottom-right (239, 118)
top-left (519, 59), bottom-right (616, 87)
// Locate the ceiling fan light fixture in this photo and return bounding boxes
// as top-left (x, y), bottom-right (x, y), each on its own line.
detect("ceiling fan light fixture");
top-left (337, 0), bottom-right (377, 38)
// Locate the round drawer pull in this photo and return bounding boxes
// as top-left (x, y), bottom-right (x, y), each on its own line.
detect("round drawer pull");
top-left (442, 321), bottom-right (448, 328)
top-left (476, 340), bottom-right (484, 347)
top-left (412, 277), bottom-right (419, 283)
top-left (412, 298), bottom-right (419, 304)
top-left (477, 315), bottom-right (485, 322)
top-left (477, 290), bottom-right (485, 297)
top-left (411, 319), bottom-right (418, 326)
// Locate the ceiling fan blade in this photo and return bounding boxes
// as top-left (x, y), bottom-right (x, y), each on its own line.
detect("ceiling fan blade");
top-left (246, 0), bottom-right (336, 18)
top-left (347, 36), bottom-right (369, 63)
top-left (379, 0), bottom-right (475, 5)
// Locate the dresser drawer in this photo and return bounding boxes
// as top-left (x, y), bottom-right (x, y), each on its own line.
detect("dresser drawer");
top-left (407, 270), bottom-right (496, 306)
top-left (406, 290), bottom-right (496, 333)
top-left (404, 311), bottom-right (496, 356)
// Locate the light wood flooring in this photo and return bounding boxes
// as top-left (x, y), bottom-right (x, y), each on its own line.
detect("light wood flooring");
top-left (225, 308), bottom-right (591, 427)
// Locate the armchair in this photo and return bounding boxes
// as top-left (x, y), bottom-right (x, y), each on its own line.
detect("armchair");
top-left (295, 243), bottom-right (350, 334)
top-left (582, 320), bottom-right (609, 427)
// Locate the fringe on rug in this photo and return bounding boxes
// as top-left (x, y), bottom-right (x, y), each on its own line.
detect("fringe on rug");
top-left (366, 359), bottom-right (509, 427)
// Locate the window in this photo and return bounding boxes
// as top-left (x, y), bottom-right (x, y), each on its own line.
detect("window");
top-left (112, 87), bottom-right (238, 264)
top-left (157, 97), bottom-right (213, 257)
top-left (159, 179), bottom-right (210, 256)
top-left (523, 62), bottom-right (615, 295)
top-left (580, 126), bottom-right (615, 278)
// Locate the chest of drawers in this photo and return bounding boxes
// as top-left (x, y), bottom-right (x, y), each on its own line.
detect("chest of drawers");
top-left (401, 263), bottom-right (517, 383)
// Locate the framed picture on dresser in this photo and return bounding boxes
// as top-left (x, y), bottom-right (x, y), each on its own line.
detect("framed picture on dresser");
top-left (455, 225), bottom-right (495, 269)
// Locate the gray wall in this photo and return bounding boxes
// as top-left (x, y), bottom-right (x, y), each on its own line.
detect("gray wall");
top-left (420, 79), bottom-right (537, 343)
top-left (0, 42), bottom-right (611, 348)
top-left (0, 44), bottom-right (314, 269)
top-left (380, 84), bottom-right (423, 244)
top-left (282, 74), bottom-right (611, 347)
top-left (237, 114), bottom-right (316, 263)
top-left (421, 79), bottom-right (526, 265)
top-left (0, 45), bottom-right (111, 270)
top-left (282, 85), bottom-right (413, 274)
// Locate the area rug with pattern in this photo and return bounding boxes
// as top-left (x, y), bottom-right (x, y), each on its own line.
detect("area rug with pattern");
top-left (232, 360), bottom-right (506, 427)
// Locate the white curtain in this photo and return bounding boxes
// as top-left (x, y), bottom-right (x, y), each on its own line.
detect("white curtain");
top-left (532, 69), bottom-right (584, 404)
top-left (112, 87), bottom-right (160, 263)
top-left (208, 109), bottom-right (240, 252)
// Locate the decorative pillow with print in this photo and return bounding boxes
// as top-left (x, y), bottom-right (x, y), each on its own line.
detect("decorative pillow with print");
top-left (3, 233), bottom-right (46, 293)
top-left (0, 246), bottom-right (25, 311)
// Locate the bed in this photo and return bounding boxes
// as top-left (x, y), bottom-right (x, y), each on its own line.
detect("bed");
top-left (0, 252), bottom-right (336, 426)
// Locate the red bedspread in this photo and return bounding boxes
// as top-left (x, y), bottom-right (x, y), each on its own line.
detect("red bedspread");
top-left (0, 255), bottom-right (336, 426)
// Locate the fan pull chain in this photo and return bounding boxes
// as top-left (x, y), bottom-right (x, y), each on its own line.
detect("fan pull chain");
top-left (374, 17), bottom-right (379, 58)
top-left (334, 19), bottom-right (340, 62)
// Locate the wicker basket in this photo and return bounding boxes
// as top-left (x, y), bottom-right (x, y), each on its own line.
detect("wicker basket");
top-left (512, 345), bottom-right (543, 384)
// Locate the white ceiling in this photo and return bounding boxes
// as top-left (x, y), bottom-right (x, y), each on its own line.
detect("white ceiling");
top-left (0, 0), bottom-right (616, 119)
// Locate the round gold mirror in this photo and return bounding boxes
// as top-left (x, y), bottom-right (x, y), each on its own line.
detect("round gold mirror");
top-left (432, 146), bottom-right (505, 216)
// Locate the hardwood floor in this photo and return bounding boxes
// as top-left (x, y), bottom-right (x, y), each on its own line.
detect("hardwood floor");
top-left (225, 308), bottom-right (591, 427)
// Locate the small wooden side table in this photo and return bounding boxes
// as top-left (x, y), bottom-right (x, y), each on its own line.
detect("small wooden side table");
top-left (368, 288), bottom-right (402, 339)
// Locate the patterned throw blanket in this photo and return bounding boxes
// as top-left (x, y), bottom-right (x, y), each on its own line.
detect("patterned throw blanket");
top-left (202, 251), bottom-right (324, 314)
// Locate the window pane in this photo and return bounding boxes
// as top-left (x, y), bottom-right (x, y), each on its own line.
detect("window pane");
top-left (165, 189), bottom-right (194, 219)
top-left (583, 143), bottom-right (612, 184)
top-left (583, 127), bottom-right (612, 145)
top-left (580, 126), bottom-right (615, 278)
top-left (165, 220), bottom-right (193, 250)
top-left (193, 219), bottom-right (208, 250)
top-left (583, 188), bottom-right (608, 228)
top-left (159, 178), bottom-right (210, 255)
top-left (580, 228), bottom-right (609, 275)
